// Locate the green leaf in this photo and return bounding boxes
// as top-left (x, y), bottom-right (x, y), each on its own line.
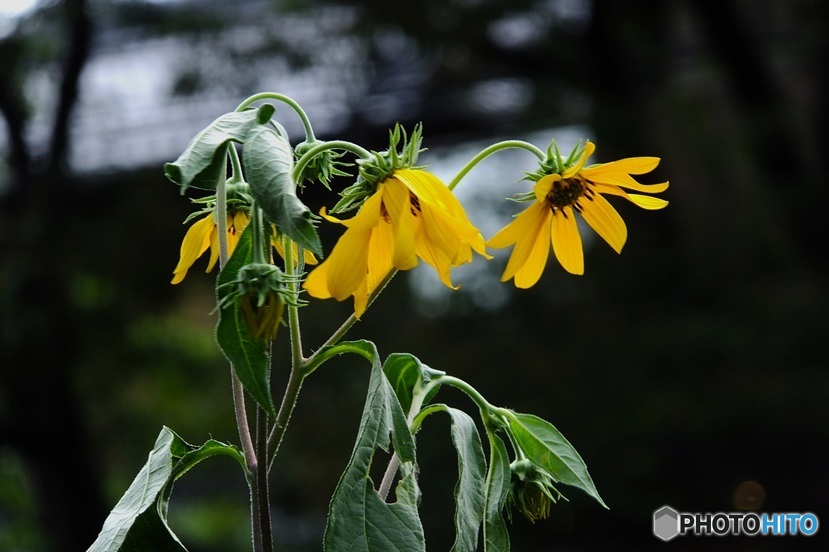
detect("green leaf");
top-left (242, 124), bottom-right (323, 257)
top-left (323, 340), bottom-right (425, 552)
top-left (483, 433), bottom-right (510, 552)
top-left (215, 225), bottom-right (276, 417)
top-left (164, 106), bottom-right (272, 192)
top-left (87, 428), bottom-right (245, 552)
top-left (443, 408), bottom-right (486, 552)
top-left (382, 353), bottom-right (444, 413)
top-left (508, 413), bottom-right (607, 508)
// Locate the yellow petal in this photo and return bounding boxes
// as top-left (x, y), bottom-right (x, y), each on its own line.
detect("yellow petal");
top-left (415, 227), bottom-right (456, 289)
top-left (533, 174), bottom-right (559, 202)
top-left (579, 193), bottom-right (627, 253)
top-left (583, 156), bottom-right (660, 176)
top-left (303, 260), bottom-right (333, 299)
top-left (488, 200), bottom-right (546, 249)
top-left (382, 180), bottom-right (418, 270)
top-left (321, 189), bottom-right (384, 230)
top-left (393, 169), bottom-right (451, 214)
top-left (550, 207), bottom-right (584, 275)
top-left (514, 209), bottom-right (553, 288)
top-left (562, 140), bottom-right (595, 178)
top-left (324, 226), bottom-right (373, 301)
top-left (625, 194), bottom-right (669, 210)
top-left (500, 202), bottom-right (550, 283)
top-left (353, 278), bottom-right (369, 320)
top-left (584, 169), bottom-right (669, 192)
top-left (171, 213), bottom-right (215, 284)
top-left (366, 216), bottom-right (395, 293)
top-left (206, 226), bottom-right (220, 272)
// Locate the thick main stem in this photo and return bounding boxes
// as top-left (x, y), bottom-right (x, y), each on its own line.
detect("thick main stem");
top-left (218, 158), bottom-right (260, 551)
top-left (255, 406), bottom-right (274, 552)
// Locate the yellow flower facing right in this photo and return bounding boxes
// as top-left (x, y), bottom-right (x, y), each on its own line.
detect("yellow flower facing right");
top-left (487, 140), bottom-right (668, 287)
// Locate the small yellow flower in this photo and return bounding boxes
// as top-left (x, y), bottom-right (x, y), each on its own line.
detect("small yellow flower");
top-left (488, 140), bottom-right (668, 286)
top-left (171, 210), bottom-right (249, 284)
top-left (303, 168), bottom-right (489, 318)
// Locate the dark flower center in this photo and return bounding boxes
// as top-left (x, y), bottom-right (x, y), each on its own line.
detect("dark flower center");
top-left (545, 176), bottom-right (594, 215)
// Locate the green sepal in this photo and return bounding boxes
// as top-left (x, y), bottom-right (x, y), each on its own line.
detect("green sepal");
top-left (323, 340), bottom-right (425, 552)
top-left (382, 353), bottom-right (444, 413)
top-left (507, 412), bottom-right (607, 508)
top-left (483, 432), bottom-right (511, 552)
top-left (215, 224), bottom-right (276, 417)
top-left (242, 124), bottom-right (323, 258)
top-left (164, 105), bottom-right (274, 192)
top-left (87, 427), bottom-right (245, 552)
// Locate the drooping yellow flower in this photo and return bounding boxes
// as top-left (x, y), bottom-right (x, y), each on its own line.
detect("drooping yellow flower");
top-left (171, 210), bottom-right (249, 284)
top-left (303, 168), bottom-right (489, 318)
top-left (488, 140), bottom-right (668, 287)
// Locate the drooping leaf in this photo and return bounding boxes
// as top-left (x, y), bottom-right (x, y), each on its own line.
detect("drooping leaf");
top-left (382, 353), bottom-right (444, 413)
top-left (508, 413), bottom-right (607, 508)
top-left (483, 432), bottom-right (511, 552)
top-left (243, 124), bottom-right (322, 257)
top-left (87, 428), bottom-right (245, 552)
top-left (215, 225), bottom-right (275, 417)
top-left (323, 340), bottom-right (425, 552)
top-left (164, 106), bottom-right (274, 192)
top-left (443, 408), bottom-right (486, 552)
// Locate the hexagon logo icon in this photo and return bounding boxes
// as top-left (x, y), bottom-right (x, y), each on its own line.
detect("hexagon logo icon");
top-left (653, 505), bottom-right (680, 541)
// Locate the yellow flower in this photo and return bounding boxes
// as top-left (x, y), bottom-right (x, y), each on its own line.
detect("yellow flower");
top-left (488, 140), bottom-right (668, 286)
top-left (303, 168), bottom-right (489, 318)
top-left (171, 210), bottom-right (249, 284)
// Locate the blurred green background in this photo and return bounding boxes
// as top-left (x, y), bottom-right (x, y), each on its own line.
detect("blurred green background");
top-left (1, 0), bottom-right (827, 550)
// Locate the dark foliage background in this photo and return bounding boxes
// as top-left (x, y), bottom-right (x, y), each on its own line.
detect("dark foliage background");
top-left (1, 0), bottom-right (827, 550)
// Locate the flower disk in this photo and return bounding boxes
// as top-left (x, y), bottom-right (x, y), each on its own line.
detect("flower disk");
top-left (487, 140), bottom-right (668, 286)
top-left (303, 169), bottom-right (489, 318)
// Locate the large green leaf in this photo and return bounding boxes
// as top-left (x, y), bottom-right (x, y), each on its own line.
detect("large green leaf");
top-left (443, 408), bottom-right (486, 552)
top-left (87, 428), bottom-right (245, 552)
top-left (483, 433), bottom-right (510, 552)
top-left (382, 353), bottom-right (444, 413)
top-left (164, 105), bottom-right (275, 192)
top-left (323, 340), bottom-right (424, 552)
top-left (508, 413), bottom-right (607, 508)
top-left (215, 225), bottom-right (275, 417)
top-left (242, 124), bottom-right (322, 257)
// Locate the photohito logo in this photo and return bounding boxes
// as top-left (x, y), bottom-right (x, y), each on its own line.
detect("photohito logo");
top-left (653, 505), bottom-right (819, 541)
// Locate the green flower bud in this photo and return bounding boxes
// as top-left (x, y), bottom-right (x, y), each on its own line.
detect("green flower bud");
top-left (507, 459), bottom-right (567, 523)
top-left (294, 140), bottom-right (352, 190)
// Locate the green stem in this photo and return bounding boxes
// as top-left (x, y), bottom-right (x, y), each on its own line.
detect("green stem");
top-left (228, 143), bottom-right (244, 183)
top-left (254, 406), bottom-right (274, 552)
top-left (292, 140), bottom-right (371, 182)
top-left (302, 269), bottom-right (398, 371)
top-left (265, 234), bottom-right (306, 470)
top-left (447, 140), bottom-right (545, 191)
top-left (251, 204), bottom-right (267, 265)
top-left (217, 172), bottom-right (256, 469)
top-left (218, 165), bottom-right (260, 550)
top-left (236, 92), bottom-right (316, 142)
top-left (281, 234), bottom-right (305, 368)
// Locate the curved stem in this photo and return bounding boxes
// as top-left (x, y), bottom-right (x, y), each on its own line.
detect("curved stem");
top-left (228, 143), bottom-right (244, 182)
top-left (292, 140), bottom-right (372, 182)
top-left (447, 140), bottom-right (545, 191)
top-left (235, 92), bottom-right (316, 142)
